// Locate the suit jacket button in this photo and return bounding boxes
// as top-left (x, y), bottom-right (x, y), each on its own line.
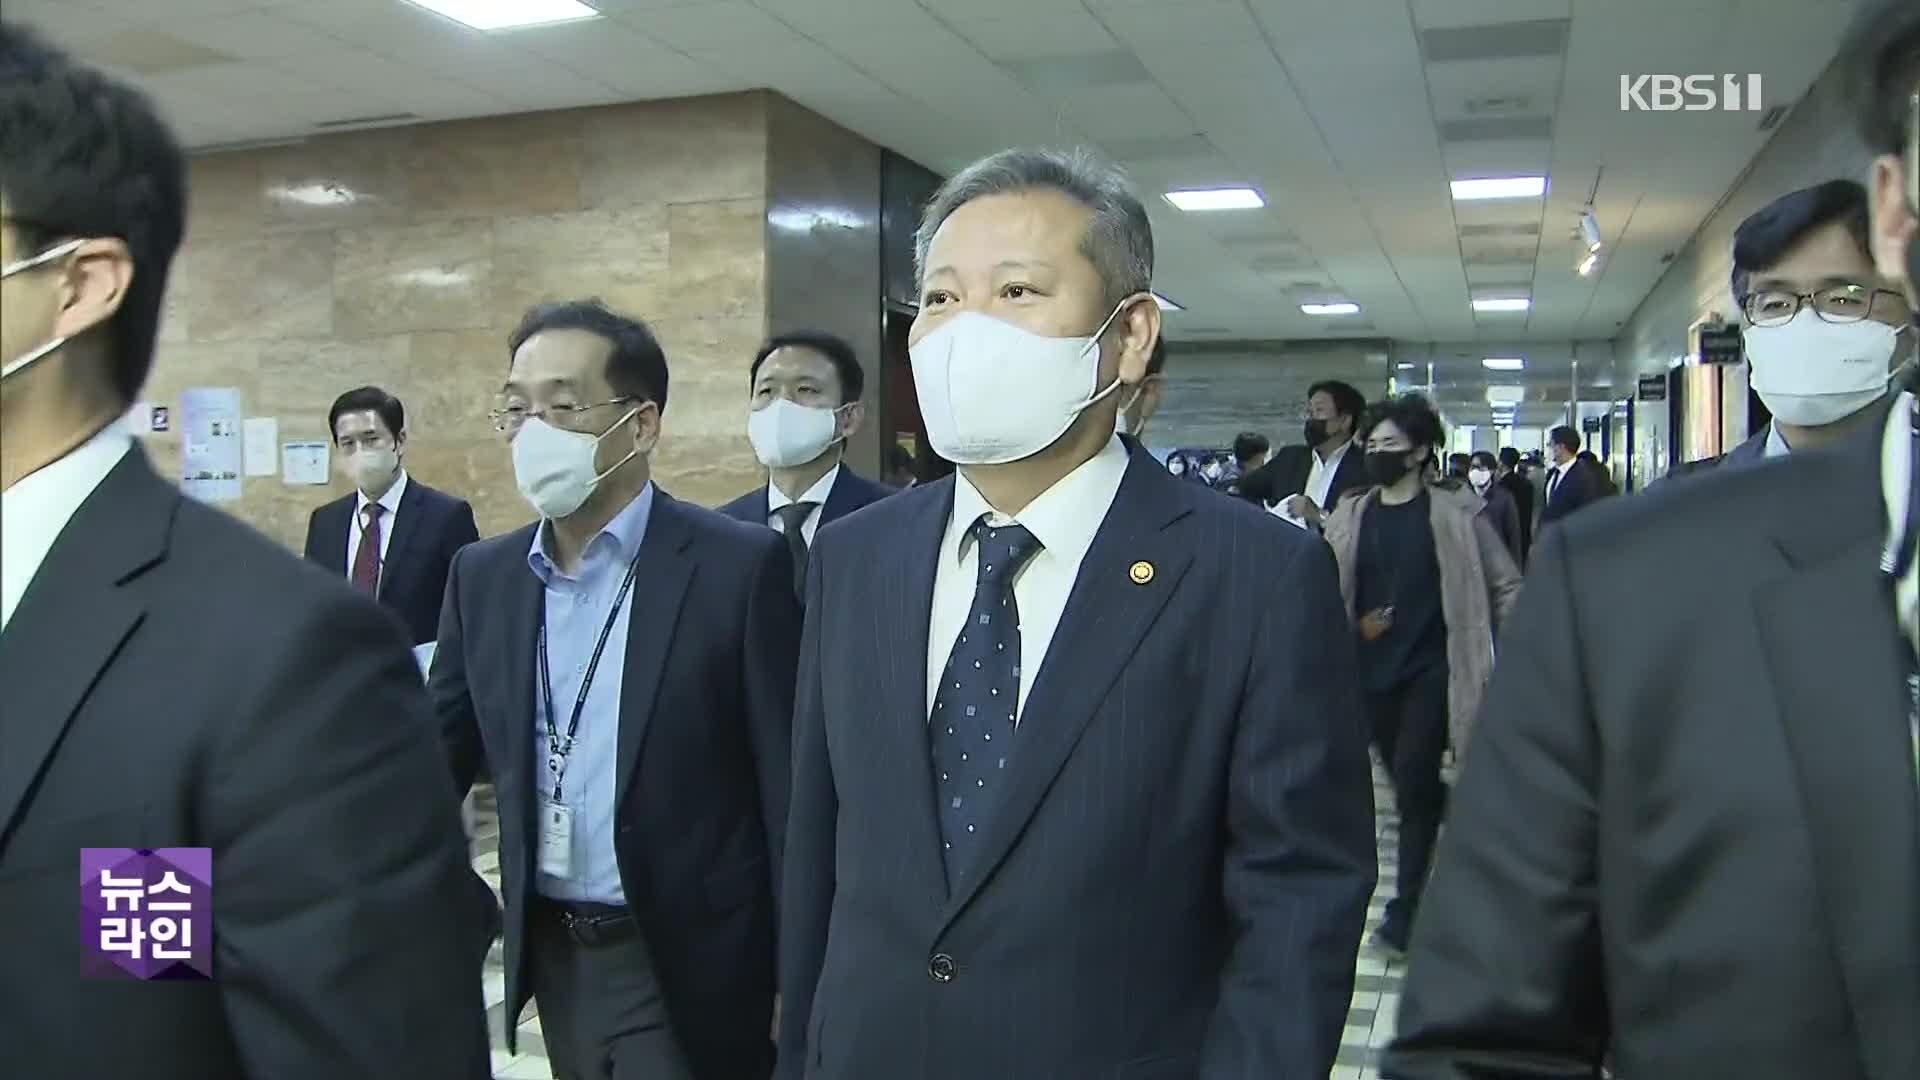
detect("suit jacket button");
top-left (928, 953), bottom-right (956, 983)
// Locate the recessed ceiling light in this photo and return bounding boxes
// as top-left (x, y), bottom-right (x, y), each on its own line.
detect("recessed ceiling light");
top-left (1164, 188), bottom-right (1264, 211)
top-left (1482, 357), bottom-right (1526, 371)
top-left (1451, 175), bottom-right (1547, 200)
top-left (1300, 302), bottom-right (1360, 316)
top-left (1486, 385), bottom-right (1526, 404)
top-left (1472, 297), bottom-right (1531, 313)
top-left (1396, 362), bottom-right (1417, 370)
top-left (400, 0), bottom-right (601, 31)
top-left (1152, 292), bottom-right (1184, 311)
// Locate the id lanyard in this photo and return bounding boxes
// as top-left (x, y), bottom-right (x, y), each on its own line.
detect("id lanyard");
top-left (538, 553), bottom-right (642, 802)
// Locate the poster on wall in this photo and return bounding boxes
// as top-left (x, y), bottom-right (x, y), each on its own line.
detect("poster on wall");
top-left (178, 387), bottom-right (242, 502)
top-left (281, 441), bottom-right (331, 486)
top-left (242, 418), bottom-right (279, 477)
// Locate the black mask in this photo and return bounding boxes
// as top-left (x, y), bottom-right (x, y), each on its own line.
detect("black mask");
top-left (1365, 449), bottom-right (1414, 486)
top-left (1304, 418), bottom-right (1332, 445)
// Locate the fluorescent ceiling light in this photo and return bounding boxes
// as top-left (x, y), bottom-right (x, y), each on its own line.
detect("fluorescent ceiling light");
top-left (1164, 188), bottom-right (1264, 211)
top-left (1396, 362), bottom-right (1417, 370)
top-left (1486, 385), bottom-right (1526, 405)
top-left (401, 0), bottom-right (601, 30)
top-left (1451, 175), bottom-right (1547, 200)
top-left (1152, 292), bottom-right (1184, 311)
top-left (1300, 302), bottom-right (1360, 316)
top-left (1472, 297), bottom-right (1531, 313)
top-left (1482, 357), bottom-right (1526, 371)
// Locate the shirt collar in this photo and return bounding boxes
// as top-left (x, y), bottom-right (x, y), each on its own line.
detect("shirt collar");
top-left (2, 418), bottom-right (135, 631)
top-left (1764, 423), bottom-right (1793, 459)
top-left (355, 468), bottom-right (409, 517)
top-left (768, 464), bottom-right (840, 514)
top-left (527, 481), bottom-right (655, 583)
top-left (948, 435), bottom-right (1130, 568)
top-left (1314, 440), bottom-right (1353, 467)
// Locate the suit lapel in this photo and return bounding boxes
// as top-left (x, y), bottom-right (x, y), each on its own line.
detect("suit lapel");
top-left (877, 481), bottom-right (954, 907)
top-left (819, 469), bottom-right (857, 525)
top-left (379, 480), bottom-right (428, 592)
top-left (1754, 411), bottom-right (1920, 1078)
top-left (0, 452), bottom-right (167, 849)
top-left (615, 492), bottom-right (695, 804)
top-left (942, 453), bottom-right (1193, 924)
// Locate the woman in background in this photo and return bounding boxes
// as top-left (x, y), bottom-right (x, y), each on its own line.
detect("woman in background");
top-left (1468, 450), bottom-right (1524, 563)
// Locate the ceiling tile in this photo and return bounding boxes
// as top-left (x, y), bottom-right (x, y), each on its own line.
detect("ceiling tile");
top-left (161, 12), bottom-right (354, 59)
top-left (947, 9), bottom-right (1116, 62)
top-left (634, 1), bottom-right (799, 51)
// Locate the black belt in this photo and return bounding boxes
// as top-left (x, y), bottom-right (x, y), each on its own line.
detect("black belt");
top-left (534, 896), bottom-right (639, 947)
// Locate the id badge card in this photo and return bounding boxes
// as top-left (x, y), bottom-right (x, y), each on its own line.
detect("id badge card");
top-left (538, 798), bottom-right (574, 879)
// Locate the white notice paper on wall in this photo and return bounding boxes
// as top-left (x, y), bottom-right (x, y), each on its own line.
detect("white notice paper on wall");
top-left (242, 418), bottom-right (278, 476)
top-left (282, 441), bottom-right (331, 485)
top-left (179, 387), bottom-right (243, 502)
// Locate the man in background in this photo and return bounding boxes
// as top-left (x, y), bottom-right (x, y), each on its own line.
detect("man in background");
top-left (1537, 425), bottom-right (1602, 529)
top-left (884, 443), bottom-right (918, 488)
top-left (0, 21), bottom-right (489, 1078)
top-left (1497, 446), bottom-right (1535, 562)
top-left (1664, 179), bottom-right (1913, 485)
top-left (1241, 380), bottom-right (1369, 525)
top-left (303, 385), bottom-right (479, 645)
top-left (720, 330), bottom-right (891, 599)
top-left (1386, 4), bottom-right (1920, 1073)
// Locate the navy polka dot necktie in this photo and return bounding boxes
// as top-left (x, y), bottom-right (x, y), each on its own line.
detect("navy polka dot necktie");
top-left (931, 517), bottom-right (1043, 886)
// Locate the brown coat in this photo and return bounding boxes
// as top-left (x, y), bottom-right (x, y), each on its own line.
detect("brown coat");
top-left (1322, 482), bottom-right (1523, 758)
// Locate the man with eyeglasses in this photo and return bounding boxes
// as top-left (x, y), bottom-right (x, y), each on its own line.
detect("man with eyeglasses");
top-left (1385, 3), bottom-right (1920, 1075)
top-left (1663, 179), bottom-right (1912, 487)
top-left (429, 298), bottom-right (801, 1080)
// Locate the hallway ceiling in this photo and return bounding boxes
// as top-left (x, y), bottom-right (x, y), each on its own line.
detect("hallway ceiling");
top-left (18, 0), bottom-right (1858, 411)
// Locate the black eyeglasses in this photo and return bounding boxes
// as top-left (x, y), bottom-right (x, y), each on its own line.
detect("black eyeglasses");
top-left (1742, 284), bottom-right (1904, 327)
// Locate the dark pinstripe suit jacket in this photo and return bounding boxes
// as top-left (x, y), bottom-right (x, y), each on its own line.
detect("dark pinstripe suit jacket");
top-left (778, 443), bottom-right (1378, 1080)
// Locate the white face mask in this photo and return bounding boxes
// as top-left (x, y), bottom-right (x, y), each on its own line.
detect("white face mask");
top-left (909, 302), bottom-right (1131, 466)
top-left (1744, 309), bottom-right (1906, 427)
top-left (511, 409), bottom-right (638, 520)
top-left (747, 398), bottom-right (842, 469)
top-left (343, 446), bottom-right (399, 494)
top-left (1468, 467), bottom-right (1493, 491)
top-left (0, 238), bottom-right (85, 380)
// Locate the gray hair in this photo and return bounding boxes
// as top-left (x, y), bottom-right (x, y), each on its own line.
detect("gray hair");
top-left (913, 147), bottom-right (1154, 312)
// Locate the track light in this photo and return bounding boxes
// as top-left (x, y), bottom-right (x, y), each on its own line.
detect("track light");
top-left (1579, 209), bottom-right (1602, 253)
top-left (1577, 251), bottom-right (1601, 276)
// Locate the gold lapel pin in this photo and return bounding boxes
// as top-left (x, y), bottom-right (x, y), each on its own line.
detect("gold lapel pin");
top-left (1128, 560), bottom-right (1155, 585)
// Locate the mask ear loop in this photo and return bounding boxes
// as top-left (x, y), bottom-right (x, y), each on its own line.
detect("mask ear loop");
top-left (1074, 294), bottom-right (1150, 411)
top-left (0, 238), bottom-right (87, 380)
top-left (588, 405), bottom-right (644, 484)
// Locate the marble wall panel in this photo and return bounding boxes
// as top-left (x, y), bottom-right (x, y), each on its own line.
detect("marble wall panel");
top-left (333, 219), bottom-right (495, 337)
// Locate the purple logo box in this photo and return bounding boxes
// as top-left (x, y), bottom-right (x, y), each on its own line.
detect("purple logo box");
top-left (80, 847), bottom-right (212, 981)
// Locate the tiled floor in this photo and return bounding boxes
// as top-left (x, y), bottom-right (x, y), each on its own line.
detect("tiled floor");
top-left (473, 761), bottom-right (1408, 1080)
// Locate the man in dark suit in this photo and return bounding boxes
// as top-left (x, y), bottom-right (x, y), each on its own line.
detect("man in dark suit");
top-left (1239, 379), bottom-right (1370, 526)
top-left (1496, 446), bottom-right (1535, 561)
top-left (778, 148), bottom-right (1377, 1080)
top-left (1387, 14), bottom-right (1920, 1073)
top-left (432, 299), bottom-right (801, 1080)
top-left (719, 330), bottom-right (892, 597)
top-left (1536, 425), bottom-right (1602, 529)
top-left (302, 385), bottom-right (479, 644)
top-left (0, 22), bottom-right (489, 1077)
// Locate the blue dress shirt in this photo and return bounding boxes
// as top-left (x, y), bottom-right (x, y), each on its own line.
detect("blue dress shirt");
top-left (525, 484), bottom-right (654, 904)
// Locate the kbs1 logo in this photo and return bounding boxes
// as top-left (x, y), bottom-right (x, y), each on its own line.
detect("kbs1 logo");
top-left (1620, 74), bottom-right (1764, 112)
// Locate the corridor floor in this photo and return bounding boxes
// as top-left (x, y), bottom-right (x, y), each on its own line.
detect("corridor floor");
top-left (475, 762), bottom-right (1407, 1079)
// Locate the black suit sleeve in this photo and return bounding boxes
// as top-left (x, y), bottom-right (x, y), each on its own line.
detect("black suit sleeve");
top-left (1384, 527), bottom-right (1608, 1079)
top-left (302, 507), bottom-right (325, 566)
top-left (1203, 534), bottom-right (1377, 1077)
top-left (203, 588), bottom-right (489, 1077)
top-left (429, 545), bottom-right (484, 797)
top-left (741, 532), bottom-right (801, 891)
top-left (776, 546), bottom-right (834, 1080)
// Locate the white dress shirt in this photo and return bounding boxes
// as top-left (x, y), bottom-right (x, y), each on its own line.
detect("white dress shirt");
top-left (1305, 440), bottom-right (1353, 510)
top-left (345, 468), bottom-right (408, 581)
top-left (1765, 423), bottom-right (1792, 459)
top-left (1882, 392), bottom-right (1915, 655)
top-left (926, 435), bottom-right (1129, 723)
top-left (1, 419), bottom-right (134, 632)
top-left (767, 463), bottom-right (839, 545)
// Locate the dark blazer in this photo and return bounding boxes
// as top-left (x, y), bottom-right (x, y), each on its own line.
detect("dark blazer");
top-left (304, 476), bottom-right (479, 646)
top-left (1496, 472), bottom-right (1534, 559)
top-left (716, 464), bottom-right (893, 530)
top-left (0, 451), bottom-right (490, 1079)
top-left (1474, 481), bottom-right (1524, 564)
top-left (1535, 457), bottom-right (1604, 527)
top-left (778, 445), bottom-right (1378, 1080)
top-left (1239, 441), bottom-right (1368, 509)
top-left (431, 489), bottom-right (801, 1079)
top-left (1385, 400), bottom-right (1919, 1079)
